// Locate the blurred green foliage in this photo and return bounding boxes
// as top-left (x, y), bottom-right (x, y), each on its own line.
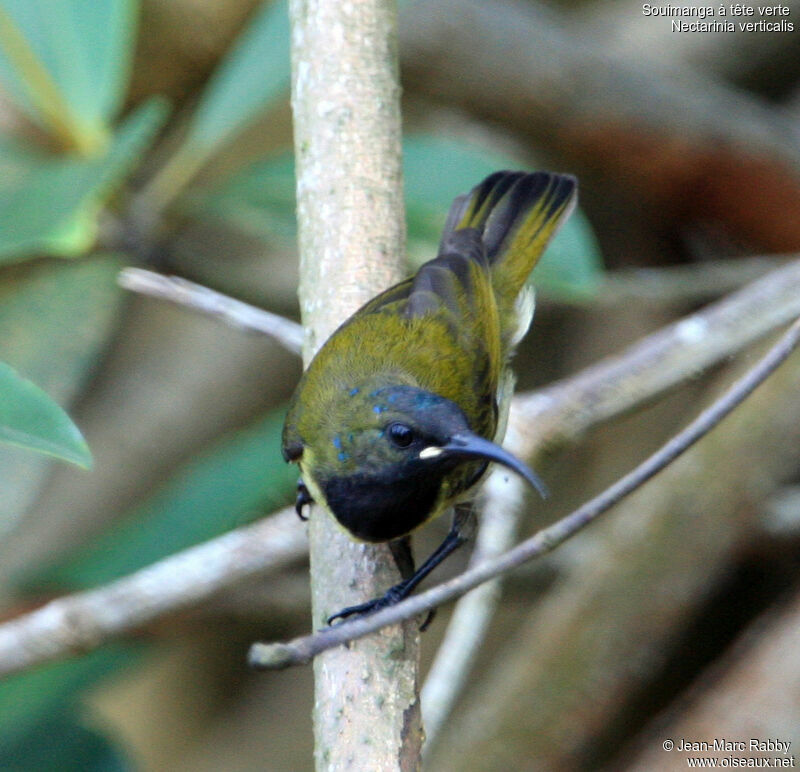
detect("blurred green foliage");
top-left (26, 407), bottom-right (296, 591)
top-left (0, 256), bottom-right (123, 531)
top-left (0, 0), bottom-right (137, 150)
top-left (0, 361), bottom-right (91, 468)
top-left (0, 100), bottom-right (166, 261)
top-left (0, 0), bottom-right (603, 766)
top-left (0, 646), bottom-right (138, 769)
top-left (149, 0), bottom-right (291, 206)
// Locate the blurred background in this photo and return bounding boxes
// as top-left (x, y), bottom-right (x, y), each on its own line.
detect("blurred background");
top-left (1, 0), bottom-right (800, 769)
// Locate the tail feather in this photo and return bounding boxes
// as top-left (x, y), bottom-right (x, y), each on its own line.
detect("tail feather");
top-left (440, 171), bottom-right (524, 250)
top-left (441, 170), bottom-right (578, 309)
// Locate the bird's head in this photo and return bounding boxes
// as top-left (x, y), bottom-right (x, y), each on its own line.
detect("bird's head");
top-left (283, 382), bottom-right (545, 542)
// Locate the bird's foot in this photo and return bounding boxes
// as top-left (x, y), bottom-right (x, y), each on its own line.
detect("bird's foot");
top-left (295, 479), bottom-right (312, 521)
top-left (327, 581), bottom-right (435, 629)
top-left (327, 582), bottom-right (410, 624)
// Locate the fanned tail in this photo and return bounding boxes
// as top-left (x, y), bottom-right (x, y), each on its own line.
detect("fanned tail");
top-left (440, 170), bottom-right (578, 310)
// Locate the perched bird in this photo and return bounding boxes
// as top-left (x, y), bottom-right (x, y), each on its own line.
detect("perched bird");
top-left (282, 170), bottom-right (577, 623)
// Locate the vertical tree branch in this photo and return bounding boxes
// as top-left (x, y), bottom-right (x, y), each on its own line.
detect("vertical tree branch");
top-left (288, 0), bottom-right (422, 769)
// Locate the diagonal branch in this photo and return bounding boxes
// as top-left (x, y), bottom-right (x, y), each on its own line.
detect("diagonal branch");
top-left (2, 260), bottom-right (800, 680)
top-left (511, 258), bottom-right (800, 455)
top-left (117, 268), bottom-right (303, 354)
top-left (0, 508), bottom-right (306, 679)
top-left (248, 316), bottom-right (800, 668)
top-left (422, 256), bottom-right (800, 747)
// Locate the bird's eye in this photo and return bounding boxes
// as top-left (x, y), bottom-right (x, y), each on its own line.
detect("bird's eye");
top-left (387, 422), bottom-right (415, 448)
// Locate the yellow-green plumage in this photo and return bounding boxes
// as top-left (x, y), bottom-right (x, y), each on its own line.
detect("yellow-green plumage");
top-left (283, 171), bottom-right (576, 552)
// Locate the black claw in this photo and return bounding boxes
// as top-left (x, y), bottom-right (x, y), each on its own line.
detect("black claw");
top-left (419, 609), bottom-right (436, 631)
top-left (295, 479), bottom-right (313, 521)
top-left (327, 580), bottom-right (429, 627)
top-left (327, 599), bottom-right (383, 626)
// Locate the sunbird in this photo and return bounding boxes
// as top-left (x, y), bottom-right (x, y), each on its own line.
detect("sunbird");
top-left (282, 170), bottom-right (577, 623)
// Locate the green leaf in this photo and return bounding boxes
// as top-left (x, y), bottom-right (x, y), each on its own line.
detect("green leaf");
top-left (0, 0), bottom-right (138, 151)
top-left (27, 407), bottom-right (297, 590)
top-left (2, 713), bottom-right (132, 772)
top-left (533, 206), bottom-right (604, 299)
top-left (402, 134), bottom-right (605, 298)
top-left (0, 97), bottom-right (167, 261)
top-left (182, 151), bottom-right (296, 241)
top-left (0, 255), bottom-right (124, 530)
top-left (403, 135), bottom-right (518, 247)
top-left (185, 135), bottom-right (604, 300)
top-left (0, 361), bottom-right (91, 467)
top-left (0, 645), bottom-right (138, 753)
top-left (150, 0), bottom-right (290, 204)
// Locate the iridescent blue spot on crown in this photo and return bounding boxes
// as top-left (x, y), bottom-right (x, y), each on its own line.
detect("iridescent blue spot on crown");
top-left (415, 392), bottom-right (445, 409)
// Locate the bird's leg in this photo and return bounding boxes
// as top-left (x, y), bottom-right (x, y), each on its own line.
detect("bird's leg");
top-left (388, 535), bottom-right (416, 581)
top-left (387, 536), bottom-right (437, 630)
top-left (295, 478), bottom-right (312, 521)
top-left (327, 505), bottom-right (475, 626)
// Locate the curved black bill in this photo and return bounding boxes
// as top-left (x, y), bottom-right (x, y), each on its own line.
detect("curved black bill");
top-left (438, 433), bottom-right (548, 499)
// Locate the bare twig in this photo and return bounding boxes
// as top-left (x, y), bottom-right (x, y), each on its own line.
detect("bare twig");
top-left (588, 256), bottom-right (788, 306)
top-left (421, 472), bottom-right (525, 746)
top-left (248, 316), bottom-right (800, 669)
top-left (512, 258), bottom-right (800, 455)
top-left (0, 508), bottom-right (305, 679)
top-left (420, 256), bottom-right (800, 748)
top-left (3, 263), bottom-right (800, 680)
top-left (118, 268), bottom-right (303, 354)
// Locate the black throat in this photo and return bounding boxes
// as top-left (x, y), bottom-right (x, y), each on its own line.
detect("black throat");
top-left (322, 468), bottom-right (442, 543)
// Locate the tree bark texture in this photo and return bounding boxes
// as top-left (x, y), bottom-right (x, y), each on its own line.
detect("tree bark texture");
top-left (288, 1), bottom-right (422, 769)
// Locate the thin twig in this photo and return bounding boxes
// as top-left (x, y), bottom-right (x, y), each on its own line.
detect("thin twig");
top-left (512, 258), bottom-right (800, 454)
top-left (118, 268), bottom-right (303, 355)
top-left (248, 316), bottom-right (800, 669)
top-left (588, 256), bottom-right (788, 306)
top-left (2, 264), bottom-right (799, 679)
top-left (0, 508), bottom-right (305, 679)
top-left (420, 256), bottom-right (800, 748)
top-left (421, 473), bottom-right (525, 746)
